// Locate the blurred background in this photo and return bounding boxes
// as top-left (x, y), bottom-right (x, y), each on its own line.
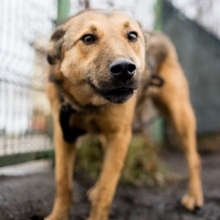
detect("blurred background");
top-left (0, 0), bottom-right (220, 168)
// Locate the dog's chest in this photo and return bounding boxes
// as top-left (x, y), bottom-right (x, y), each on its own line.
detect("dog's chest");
top-left (59, 105), bottom-right (102, 143)
top-left (70, 113), bottom-right (101, 133)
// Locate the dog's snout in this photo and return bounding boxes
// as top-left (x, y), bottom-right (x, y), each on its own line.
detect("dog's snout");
top-left (109, 59), bottom-right (136, 80)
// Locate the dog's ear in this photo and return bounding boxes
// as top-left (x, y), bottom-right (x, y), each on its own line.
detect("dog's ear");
top-left (47, 26), bottom-right (66, 65)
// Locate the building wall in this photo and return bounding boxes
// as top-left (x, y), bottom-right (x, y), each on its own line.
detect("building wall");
top-left (162, 1), bottom-right (220, 134)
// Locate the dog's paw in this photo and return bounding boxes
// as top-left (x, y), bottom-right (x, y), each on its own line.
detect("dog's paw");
top-left (87, 185), bottom-right (98, 203)
top-left (44, 217), bottom-right (55, 220)
top-left (181, 192), bottom-right (203, 210)
top-left (44, 215), bottom-right (68, 220)
top-left (44, 218), bottom-right (68, 220)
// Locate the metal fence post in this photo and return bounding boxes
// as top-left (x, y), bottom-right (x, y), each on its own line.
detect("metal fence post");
top-left (57, 0), bottom-right (70, 24)
top-left (45, 0), bottom-right (70, 142)
top-left (153, 0), bottom-right (164, 142)
top-left (154, 0), bottom-right (162, 31)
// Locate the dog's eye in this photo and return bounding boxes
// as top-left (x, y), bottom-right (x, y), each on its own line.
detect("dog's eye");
top-left (81, 34), bottom-right (97, 45)
top-left (127, 32), bottom-right (138, 42)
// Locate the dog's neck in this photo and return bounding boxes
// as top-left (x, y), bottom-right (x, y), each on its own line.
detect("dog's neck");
top-left (49, 74), bottom-right (108, 113)
top-left (61, 92), bottom-right (108, 113)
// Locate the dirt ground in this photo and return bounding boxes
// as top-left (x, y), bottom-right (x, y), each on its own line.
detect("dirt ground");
top-left (0, 150), bottom-right (220, 220)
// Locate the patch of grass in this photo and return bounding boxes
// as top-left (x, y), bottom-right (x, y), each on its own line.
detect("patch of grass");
top-left (122, 135), bottom-right (167, 186)
top-left (75, 134), bottom-right (173, 186)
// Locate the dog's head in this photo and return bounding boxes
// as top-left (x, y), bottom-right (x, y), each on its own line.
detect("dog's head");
top-left (47, 10), bottom-right (146, 104)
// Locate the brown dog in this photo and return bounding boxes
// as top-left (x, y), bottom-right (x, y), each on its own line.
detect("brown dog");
top-left (45, 9), bottom-right (203, 220)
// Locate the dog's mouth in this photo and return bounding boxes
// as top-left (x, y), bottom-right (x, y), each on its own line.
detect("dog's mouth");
top-left (88, 78), bottom-right (136, 104)
top-left (101, 88), bottom-right (134, 103)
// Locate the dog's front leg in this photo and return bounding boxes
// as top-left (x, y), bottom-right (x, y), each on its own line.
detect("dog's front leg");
top-left (88, 130), bottom-right (131, 220)
top-left (45, 113), bottom-right (76, 220)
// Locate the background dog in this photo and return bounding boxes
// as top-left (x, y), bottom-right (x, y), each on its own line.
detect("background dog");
top-left (45, 9), bottom-right (203, 220)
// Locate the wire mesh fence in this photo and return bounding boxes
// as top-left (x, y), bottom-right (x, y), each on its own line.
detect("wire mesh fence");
top-left (0, 0), bottom-right (56, 157)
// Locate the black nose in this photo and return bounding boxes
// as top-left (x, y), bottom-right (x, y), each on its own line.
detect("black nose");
top-left (109, 59), bottom-right (136, 80)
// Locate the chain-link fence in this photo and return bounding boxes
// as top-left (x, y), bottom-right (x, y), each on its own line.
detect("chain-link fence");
top-left (0, 0), bottom-right (57, 163)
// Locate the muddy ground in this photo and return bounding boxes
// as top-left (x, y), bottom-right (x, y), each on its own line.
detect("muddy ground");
top-left (0, 150), bottom-right (220, 220)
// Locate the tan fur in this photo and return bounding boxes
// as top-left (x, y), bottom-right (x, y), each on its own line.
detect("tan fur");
top-left (147, 32), bottom-right (203, 210)
top-left (45, 10), bottom-right (203, 220)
